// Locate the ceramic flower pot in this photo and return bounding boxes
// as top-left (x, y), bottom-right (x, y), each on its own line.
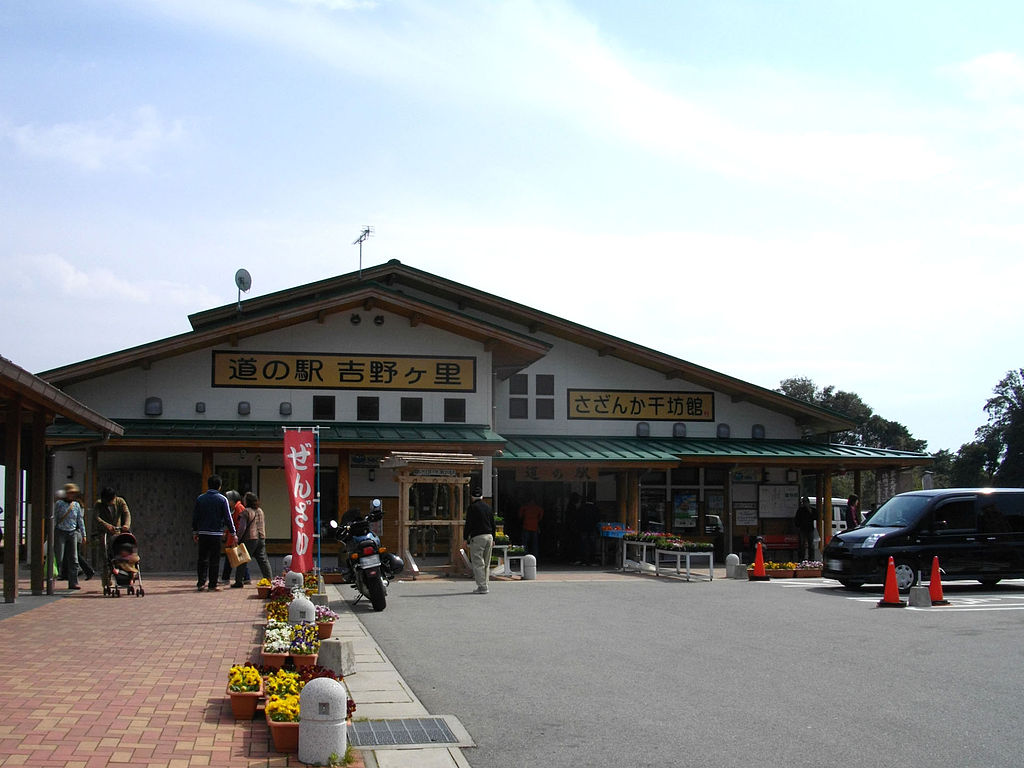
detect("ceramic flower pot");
top-left (266, 712), bottom-right (299, 752)
top-left (291, 653), bottom-right (318, 669)
top-left (226, 680), bottom-right (263, 719)
top-left (317, 621), bottom-right (334, 639)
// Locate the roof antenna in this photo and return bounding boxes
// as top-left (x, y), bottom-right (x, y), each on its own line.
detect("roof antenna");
top-left (234, 268), bottom-right (252, 313)
top-left (353, 226), bottom-right (374, 278)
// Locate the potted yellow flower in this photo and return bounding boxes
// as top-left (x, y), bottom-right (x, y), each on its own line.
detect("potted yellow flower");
top-left (256, 578), bottom-right (272, 598)
top-left (265, 692), bottom-right (301, 752)
top-left (226, 664), bottom-right (263, 719)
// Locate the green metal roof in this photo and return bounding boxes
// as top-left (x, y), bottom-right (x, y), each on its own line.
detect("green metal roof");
top-left (495, 436), bottom-right (932, 466)
top-left (47, 419), bottom-right (504, 445)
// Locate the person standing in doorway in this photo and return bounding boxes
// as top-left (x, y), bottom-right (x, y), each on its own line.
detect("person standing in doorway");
top-left (192, 474), bottom-right (235, 592)
top-left (517, 496), bottom-right (544, 559)
top-left (793, 496), bottom-right (816, 561)
top-left (579, 496), bottom-right (600, 566)
top-left (464, 488), bottom-right (495, 594)
top-left (845, 494), bottom-right (861, 530)
top-left (54, 483), bottom-right (85, 590)
top-left (93, 487), bottom-right (131, 592)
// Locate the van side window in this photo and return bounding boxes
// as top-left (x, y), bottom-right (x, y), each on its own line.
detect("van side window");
top-left (933, 500), bottom-right (976, 532)
top-left (981, 494), bottom-right (1024, 533)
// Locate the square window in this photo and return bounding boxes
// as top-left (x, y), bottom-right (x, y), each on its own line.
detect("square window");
top-left (313, 395), bottom-right (336, 420)
top-left (444, 398), bottom-right (466, 423)
top-left (535, 398), bottom-right (554, 420)
top-left (536, 374), bottom-right (554, 396)
top-left (509, 398), bottom-right (528, 419)
top-left (357, 396), bottom-right (380, 421)
top-left (509, 373), bottom-right (528, 395)
top-left (401, 397), bottom-right (423, 422)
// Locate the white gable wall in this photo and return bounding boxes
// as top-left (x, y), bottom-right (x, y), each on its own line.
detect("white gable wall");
top-left (63, 310), bottom-right (494, 424)
top-left (495, 333), bottom-right (799, 439)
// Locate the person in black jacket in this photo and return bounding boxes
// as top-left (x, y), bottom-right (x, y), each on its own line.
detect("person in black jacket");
top-left (464, 488), bottom-right (495, 594)
top-left (793, 496), bottom-right (816, 561)
top-left (191, 474), bottom-right (236, 592)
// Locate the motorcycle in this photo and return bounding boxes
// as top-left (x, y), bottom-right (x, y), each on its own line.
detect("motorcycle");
top-left (329, 498), bottom-right (404, 611)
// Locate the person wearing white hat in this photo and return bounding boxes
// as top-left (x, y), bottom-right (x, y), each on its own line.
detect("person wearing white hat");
top-left (54, 483), bottom-right (86, 590)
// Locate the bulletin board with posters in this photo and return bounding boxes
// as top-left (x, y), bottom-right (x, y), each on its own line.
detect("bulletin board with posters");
top-left (758, 485), bottom-right (800, 519)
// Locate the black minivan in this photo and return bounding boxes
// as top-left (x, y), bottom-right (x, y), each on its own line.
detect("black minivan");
top-left (822, 488), bottom-right (1024, 590)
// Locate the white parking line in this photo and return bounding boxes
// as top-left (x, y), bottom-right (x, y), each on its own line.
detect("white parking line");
top-left (775, 577), bottom-right (1024, 610)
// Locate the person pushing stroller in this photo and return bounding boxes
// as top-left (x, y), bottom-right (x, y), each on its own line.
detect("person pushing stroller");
top-left (93, 487), bottom-right (131, 593)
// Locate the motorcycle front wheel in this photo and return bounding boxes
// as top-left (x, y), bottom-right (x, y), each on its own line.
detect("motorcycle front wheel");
top-left (365, 570), bottom-right (387, 611)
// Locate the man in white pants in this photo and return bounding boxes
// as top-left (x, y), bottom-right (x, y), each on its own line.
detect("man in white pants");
top-left (464, 488), bottom-right (495, 594)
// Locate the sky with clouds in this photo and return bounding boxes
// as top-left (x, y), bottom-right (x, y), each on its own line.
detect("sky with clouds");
top-left (2, 0), bottom-right (1023, 454)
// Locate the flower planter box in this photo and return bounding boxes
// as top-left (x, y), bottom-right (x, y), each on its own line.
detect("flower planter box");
top-left (266, 712), bottom-right (299, 752)
top-left (226, 681), bottom-right (263, 719)
top-left (323, 573), bottom-right (344, 584)
top-left (256, 586), bottom-right (271, 598)
top-left (261, 651), bottom-right (288, 669)
top-left (317, 621), bottom-right (334, 640)
top-left (291, 653), bottom-right (318, 669)
top-left (795, 569), bottom-right (822, 578)
top-left (764, 569), bottom-right (795, 578)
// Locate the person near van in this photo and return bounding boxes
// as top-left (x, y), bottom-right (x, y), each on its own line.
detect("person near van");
top-left (845, 494), bottom-right (861, 529)
top-left (793, 496), bottom-right (816, 560)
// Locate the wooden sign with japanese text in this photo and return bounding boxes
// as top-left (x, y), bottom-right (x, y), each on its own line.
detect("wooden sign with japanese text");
top-left (212, 351), bottom-right (476, 391)
top-left (567, 389), bottom-right (714, 421)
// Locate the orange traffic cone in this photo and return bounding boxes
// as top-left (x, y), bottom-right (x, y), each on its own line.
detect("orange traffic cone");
top-left (929, 556), bottom-right (950, 606)
top-left (877, 556), bottom-right (906, 607)
top-left (749, 541), bottom-right (770, 581)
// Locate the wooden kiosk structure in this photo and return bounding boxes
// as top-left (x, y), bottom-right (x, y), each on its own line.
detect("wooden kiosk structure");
top-left (381, 451), bottom-right (484, 574)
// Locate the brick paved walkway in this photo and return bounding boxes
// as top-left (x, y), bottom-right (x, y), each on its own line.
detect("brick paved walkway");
top-left (0, 574), bottom-right (342, 768)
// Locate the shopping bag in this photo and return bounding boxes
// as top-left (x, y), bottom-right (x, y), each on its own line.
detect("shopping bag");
top-left (225, 543), bottom-right (251, 568)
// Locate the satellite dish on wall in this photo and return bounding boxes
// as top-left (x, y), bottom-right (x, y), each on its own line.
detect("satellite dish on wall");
top-left (235, 268), bottom-right (252, 312)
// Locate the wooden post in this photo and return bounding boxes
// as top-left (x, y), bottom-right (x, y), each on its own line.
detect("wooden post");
top-left (29, 413), bottom-right (47, 595)
top-left (4, 399), bottom-right (23, 603)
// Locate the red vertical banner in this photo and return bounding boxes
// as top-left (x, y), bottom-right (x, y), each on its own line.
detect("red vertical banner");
top-left (283, 430), bottom-right (315, 573)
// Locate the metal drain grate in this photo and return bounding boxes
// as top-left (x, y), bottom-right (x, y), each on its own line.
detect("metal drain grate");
top-left (348, 717), bottom-right (460, 747)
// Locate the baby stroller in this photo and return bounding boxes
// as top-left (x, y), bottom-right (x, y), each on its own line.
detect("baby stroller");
top-left (104, 530), bottom-right (144, 597)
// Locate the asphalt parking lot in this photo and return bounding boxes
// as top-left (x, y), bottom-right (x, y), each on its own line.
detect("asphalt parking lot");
top-left (358, 570), bottom-right (1024, 768)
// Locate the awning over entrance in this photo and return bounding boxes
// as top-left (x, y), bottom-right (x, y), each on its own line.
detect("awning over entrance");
top-left (495, 436), bottom-right (932, 470)
top-left (47, 419), bottom-right (505, 450)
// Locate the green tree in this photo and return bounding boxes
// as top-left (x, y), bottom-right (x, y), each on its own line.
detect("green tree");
top-left (978, 369), bottom-right (1024, 486)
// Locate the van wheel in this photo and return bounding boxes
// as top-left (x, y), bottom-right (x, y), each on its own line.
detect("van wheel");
top-left (839, 581), bottom-right (863, 590)
top-left (893, 561), bottom-right (918, 591)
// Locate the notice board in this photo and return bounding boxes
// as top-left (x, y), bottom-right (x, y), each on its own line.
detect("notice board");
top-left (758, 484), bottom-right (800, 519)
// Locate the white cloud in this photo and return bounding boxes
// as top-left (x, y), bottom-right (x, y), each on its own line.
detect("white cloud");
top-left (947, 51), bottom-right (1024, 103)
top-left (5, 106), bottom-right (185, 172)
top-left (129, 0), bottom-right (950, 188)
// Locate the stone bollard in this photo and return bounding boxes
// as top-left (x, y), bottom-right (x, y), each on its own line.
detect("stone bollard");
top-left (298, 677), bottom-right (348, 765)
top-left (319, 636), bottom-right (357, 677)
top-left (288, 589), bottom-right (316, 624)
top-left (523, 554), bottom-right (537, 580)
top-left (285, 570), bottom-right (304, 591)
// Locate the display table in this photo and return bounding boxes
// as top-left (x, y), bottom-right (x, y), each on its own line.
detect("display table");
top-left (621, 540), bottom-right (657, 571)
top-left (654, 549), bottom-right (714, 581)
top-left (490, 544), bottom-right (525, 578)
